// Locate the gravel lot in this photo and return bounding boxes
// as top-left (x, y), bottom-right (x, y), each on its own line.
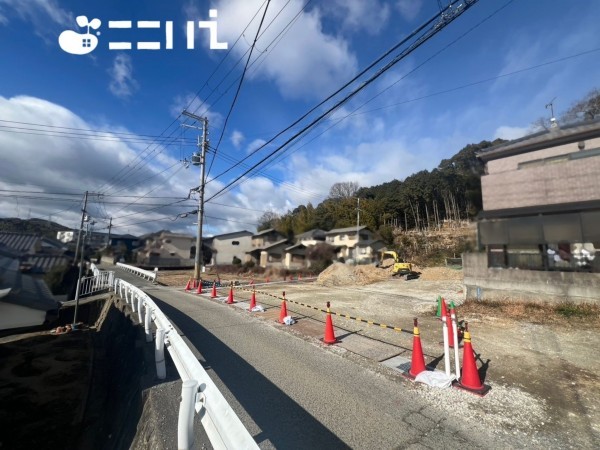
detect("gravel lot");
top-left (158, 267), bottom-right (600, 447)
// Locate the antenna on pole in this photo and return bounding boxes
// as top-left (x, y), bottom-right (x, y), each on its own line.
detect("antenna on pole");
top-left (546, 97), bottom-right (558, 128)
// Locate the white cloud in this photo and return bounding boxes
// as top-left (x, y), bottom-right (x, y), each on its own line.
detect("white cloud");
top-left (493, 125), bottom-right (529, 141)
top-left (213, 0), bottom-right (358, 99)
top-left (230, 130), bottom-right (244, 148)
top-left (322, 0), bottom-right (390, 34)
top-left (170, 93), bottom-right (224, 128)
top-left (246, 138), bottom-right (266, 155)
top-left (108, 54), bottom-right (138, 99)
top-left (0, 95), bottom-right (204, 234)
top-left (0, 0), bottom-right (73, 40)
top-left (396, 0), bottom-right (423, 21)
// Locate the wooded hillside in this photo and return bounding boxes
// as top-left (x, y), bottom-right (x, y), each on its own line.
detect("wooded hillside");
top-left (260, 139), bottom-right (505, 244)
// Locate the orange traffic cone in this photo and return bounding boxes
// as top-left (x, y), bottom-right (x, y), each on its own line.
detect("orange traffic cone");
top-left (196, 280), bottom-right (203, 294)
top-left (322, 302), bottom-right (338, 344)
top-left (408, 318), bottom-right (426, 379)
top-left (227, 284), bottom-right (234, 304)
top-left (185, 279), bottom-right (191, 291)
top-left (455, 323), bottom-right (490, 396)
top-left (278, 291), bottom-right (288, 323)
top-left (210, 281), bottom-right (217, 298)
top-left (249, 289), bottom-right (257, 311)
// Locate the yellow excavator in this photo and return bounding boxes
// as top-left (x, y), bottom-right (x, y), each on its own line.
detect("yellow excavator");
top-left (377, 251), bottom-right (420, 280)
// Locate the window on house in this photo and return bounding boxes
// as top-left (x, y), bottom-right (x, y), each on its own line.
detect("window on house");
top-left (170, 252), bottom-right (176, 256)
top-left (232, 241), bottom-right (240, 245)
top-left (340, 235), bottom-right (346, 241)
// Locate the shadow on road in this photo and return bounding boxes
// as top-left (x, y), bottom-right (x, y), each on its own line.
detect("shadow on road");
top-left (150, 296), bottom-right (351, 449)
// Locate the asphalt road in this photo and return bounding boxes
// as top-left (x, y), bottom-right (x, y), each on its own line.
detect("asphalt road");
top-left (112, 267), bottom-right (528, 449)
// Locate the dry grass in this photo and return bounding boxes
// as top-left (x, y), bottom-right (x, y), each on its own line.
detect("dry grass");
top-left (459, 298), bottom-right (600, 328)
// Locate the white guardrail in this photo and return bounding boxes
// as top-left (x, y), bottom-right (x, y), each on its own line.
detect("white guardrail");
top-left (78, 271), bottom-right (114, 297)
top-left (113, 278), bottom-right (258, 450)
top-left (116, 262), bottom-right (157, 282)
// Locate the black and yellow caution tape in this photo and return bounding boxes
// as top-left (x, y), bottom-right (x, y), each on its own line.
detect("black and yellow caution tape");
top-left (236, 285), bottom-right (412, 335)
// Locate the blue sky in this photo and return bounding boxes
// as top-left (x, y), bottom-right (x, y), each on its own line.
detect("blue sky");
top-left (1, 0), bottom-right (599, 237)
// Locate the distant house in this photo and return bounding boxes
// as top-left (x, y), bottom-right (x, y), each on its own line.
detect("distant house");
top-left (0, 247), bottom-right (60, 331)
top-left (0, 232), bottom-right (69, 274)
top-left (246, 229), bottom-right (290, 268)
top-left (137, 231), bottom-right (196, 267)
top-left (295, 229), bottom-right (326, 246)
top-left (284, 243), bottom-right (308, 269)
top-left (208, 230), bottom-right (253, 265)
top-left (324, 226), bottom-right (378, 261)
top-left (107, 233), bottom-right (141, 252)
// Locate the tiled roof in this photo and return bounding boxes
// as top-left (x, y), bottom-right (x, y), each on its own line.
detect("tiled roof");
top-left (0, 255), bottom-right (59, 312)
top-left (252, 228), bottom-right (285, 238)
top-left (210, 230), bottom-right (253, 239)
top-left (356, 239), bottom-right (384, 247)
top-left (296, 229), bottom-right (326, 240)
top-left (0, 232), bottom-right (38, 253)
top-left (23, 254), bottom-right (70, 274)
top-left (325, 226), bottom-right (368, 235)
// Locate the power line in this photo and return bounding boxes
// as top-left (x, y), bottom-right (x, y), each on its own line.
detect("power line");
top-left (208, 0), bottom-right (272, 177)
top-left (259, 0), bottom-right (518, 174)
top-left (207, 0), bottom-right (481, 202)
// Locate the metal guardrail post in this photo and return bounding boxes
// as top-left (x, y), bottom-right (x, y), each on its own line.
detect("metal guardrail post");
top-left (155, 328), bottom-right (166, 380)
top-left (137, 296), bottom-right (143, 323)
top-left (131, 292), bottom-right (137, 313)
top-left (144, 303), bottom-right (152, 343)
top-left (178, 379), bottom-right (199, 450)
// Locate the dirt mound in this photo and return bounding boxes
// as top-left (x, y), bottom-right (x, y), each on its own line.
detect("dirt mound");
top-left (415, 266), bottom-right (463, 281)
top-left (378, 258), bottom-right (396, 271)
top-left (316, 262), bottom-right (391, 286)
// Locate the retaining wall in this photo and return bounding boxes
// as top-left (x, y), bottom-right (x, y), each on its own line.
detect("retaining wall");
top-left (463, 252), bottom-right (600, 304)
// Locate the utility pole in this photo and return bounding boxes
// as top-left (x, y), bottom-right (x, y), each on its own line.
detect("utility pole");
top-left (72, 191), bottom-right (90, 328)
top-left (355, 197), bottom-right (361, 262)
top-left (182, 110), bottom-right (208, 281)
top-left (106, 217), bottom-right (113, 248)
top-left (73, 191), bottom-right (88, 264)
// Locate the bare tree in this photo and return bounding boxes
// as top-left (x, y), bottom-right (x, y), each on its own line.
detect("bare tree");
top-left (328, 181), bottom-right (360, 199)
top-left (257, 210), bottom-right (279, 231)
top-left (561, 88), bottom-right (600, 124)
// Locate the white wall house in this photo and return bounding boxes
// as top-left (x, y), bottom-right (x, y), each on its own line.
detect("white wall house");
top-left (209, 231), bottom-right (253, 265)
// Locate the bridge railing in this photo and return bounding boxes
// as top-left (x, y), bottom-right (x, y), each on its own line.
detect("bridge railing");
top-left (116, 262), bottom-right (157, 282)
top-left (113, 278), bottom-right (258, 450)
top-left (78, 270), bottom-right (114, 297)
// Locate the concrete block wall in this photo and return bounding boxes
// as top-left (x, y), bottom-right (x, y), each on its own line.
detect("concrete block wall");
top-left (463, 252), bottom-right (600, 304)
